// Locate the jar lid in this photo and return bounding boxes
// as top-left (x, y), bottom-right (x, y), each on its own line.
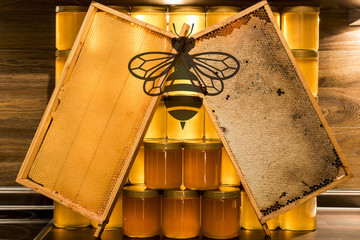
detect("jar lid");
top-left (183, 140), bottom-right (222, 150)
top-left (169, 6), bottom-right (205, 13)
top-left (55, 50), bottom-right (71, 57)
top-left (107, 6), bottom-right (130, 13)
top-left (123, 185), bottom-right (159, 198)
top-left (206, 6), bottom-right (242, 13)
top-left (56, 6), bottom-right (88, 13)
top-left (203, 186), bottom-right (240, 199)
top-left (270, 6), bottom-right (280, 13)
top-left (291, 49), bottom-right (319, 58)
top-left (163, 189), bottom-right (199, 198)
top-left (282, 6), bottom-right (320, 14)
top-left (131, 6), bottom-right (167, 13)
top-left (144, 140), bottom-right (182, 150)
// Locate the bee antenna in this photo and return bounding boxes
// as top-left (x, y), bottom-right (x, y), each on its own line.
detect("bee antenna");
top-left (187, 24), bottom-right (194, 37)
top-left (173, 23), bottom-right (179, 36)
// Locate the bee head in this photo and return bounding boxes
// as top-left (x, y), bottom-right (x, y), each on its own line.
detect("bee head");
top-left (171, 37), bottom-right (195, 53)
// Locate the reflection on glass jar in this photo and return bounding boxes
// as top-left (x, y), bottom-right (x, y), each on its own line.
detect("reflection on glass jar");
top-left (270, 6), bottom-right (280, 26)
top-left (56, 6), bottom-right (87, 50)
top-left (91, 192), bottom-right (122, 229)
top-left (292, 49), bottom-right (319, 99)
top-left (131, 6), bottom-right (167, 30)
top-left (128, 146), bottom-right (144, 185)
top-left (281, 6), bottom-right (320, 50)
top-left (221, 148), bottom-right (241, 186)
top-left (53, 201), bottom-right (90, 228)
top-left (162, 190), bottom-right (200, 238)
top-left (169, 6), bottom-right (205, 34)
top-left (206, 6), bottom-right (241, 27)
top-left (144, 140), bottom-right (182, 189)
top-left (123, 185), bottom-right (161, 237)
top-left (240, 191), bottom-right (278, 230)
top-left (279, 197), bottom-right (317, 231)
top-left (55, 50), bottom-right (70, 85)
top-left (201, 187), bottom-right (240, 239)
top-left (184, 140), bottom-right (222, 190)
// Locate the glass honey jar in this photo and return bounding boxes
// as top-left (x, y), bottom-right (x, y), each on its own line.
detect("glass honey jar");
top-left (270, 6), bottom-right (280, 26)
top-left (145, 99), bottom-right (167, 139)
top-left (292, 49), bottom-right (319, 99)
top-left (281, 6), bottom-right (320, 50)
top-left (144, 140), bottom-right (182, 189)
top-left (204, 109), bottom-right (219, 140)
top-left (169, 6), bottom-right (205, 34)
top-left (91, 192), bottom-right (123, 229)
top-left (221, 148), bottom-right (240, 186)
top-left (206, 6), bottom-right (241, 27)
top-left (131, 6), bottom-right (167, 30)
top-left (123, 185), bottom-right (161, 237)
top-left (279, 197), bottom-right (317, 231)
top-left (53, 201), bottom-right (90, 228)
top-left (162, 189), bottom-right (200, 238)
top-left (56, 6), bottom-right (87, 50)
top-left (240, 190), bottom-right (278, 230)
top-left (55, 50), bottom-right (70, 85)
top-left (128, 145), bottom-right (144, 185)
top-left (201, 187), bottom-right (240, 239)
top-left (184, 140), bottom-right (222, 190)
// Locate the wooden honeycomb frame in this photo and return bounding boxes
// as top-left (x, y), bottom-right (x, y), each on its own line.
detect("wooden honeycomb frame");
top-left (16, 1), bottom-right (352, 237)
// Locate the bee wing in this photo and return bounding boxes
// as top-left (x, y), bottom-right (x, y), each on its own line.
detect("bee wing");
top-left (192, 52), bottom-right (240, 80)
top-left (128, 52), bottom-right (176, 80)
top-left (189, 52), bottom-right (240, 96)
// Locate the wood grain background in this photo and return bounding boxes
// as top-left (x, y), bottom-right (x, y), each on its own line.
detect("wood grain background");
top-left (0, 1), bottom-right (359, 189)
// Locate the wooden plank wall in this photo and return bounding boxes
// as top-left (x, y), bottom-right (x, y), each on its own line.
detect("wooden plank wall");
top-left (0, 1), bottom-right (359, 189)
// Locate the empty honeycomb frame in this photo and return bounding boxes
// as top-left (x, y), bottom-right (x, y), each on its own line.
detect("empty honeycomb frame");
top-left (16, 1), bottom-right (352, 238)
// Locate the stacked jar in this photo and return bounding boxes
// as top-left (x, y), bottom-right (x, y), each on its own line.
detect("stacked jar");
top-left (280, 5), bottom-right (319, 231)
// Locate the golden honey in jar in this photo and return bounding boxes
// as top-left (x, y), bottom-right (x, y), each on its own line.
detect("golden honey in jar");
top-left (131, 6), bottom-right (167, 30)
top-left (162, 190), bottom-right (200, 238)
top-left (144, 140), bottom-right (182, 189)
top-left (204, 110), bottom-right (219, 140)
top-left (145, 100), bottom-right (167, 139)
top-left (206, 6), bottom-right (241, 27)
top-left (91, 192), bottom-right (122, 229)
top-left (128, 146), bottom-right (144, 185)
top-left (201, 187), bottom-right (240, 239)
top-left (184, 140), bottom-right (222, 190)
top-left (56, 6), bottom-right (87, 50)
top-left (55, 50), bottom-right (70, 85)
top-left (281, 6), bottom-right (320, 50)
top-left (123, 185), bottom-right (161, 237)
top-left (169, 6), bottom-right (205, 34)
top-left (279, 197), bottom-right (317, 231)
top-left (292, 49), bottom-right (319, 99)
top-left (240, 191), bottom-right (278, 230)
top-left (221, 148), bottom-right (240, 186)
top-left (270, 6), bottom-right (280, 26)
top-left (53, 201), bottom-right (90, 228)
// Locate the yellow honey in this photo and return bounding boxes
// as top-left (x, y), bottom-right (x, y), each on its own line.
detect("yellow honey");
top-left (162, 190), bottom-right (200, 238)
top-left (56, 6), bottom-right (87, 50)
top-left (221, 148), bottom-right (241, 186)
top-left (206, 6), bottom-right (241, 27)
top-left (204, 109), bottom-right (219, 140)
top-left (144, 140), bottom-right (182, 189)
top-left (184, 140), bottom-right (222, 190)
top-left (145, 100), bottom-right (167, 139)
top-left (55, 50), bottom-right (70, 85)
top-left (279, 197), bottom-right (317, 231)
top-left (270, 6), bottom-right (280, 26)
top-left (128, 146), bottom-right (144, 185)
top-left (53, 201), bottom-right (90, 228)
top-left (131, 6), bottom-right (167, 30)
top-left (281, 6), bottom-right (320, 50)
top-left (169, 6), bottom-right (205, 34)
top-left (91, 192), bottom-right (122, 229)
top-left (292, 49), bottom-right (319, 98)
top-left (123, 185), bottom-right (161, 237)
top-left (201, 187), bottom-right (240, 239)
top-left (241, 191), bottom-right (278, 230)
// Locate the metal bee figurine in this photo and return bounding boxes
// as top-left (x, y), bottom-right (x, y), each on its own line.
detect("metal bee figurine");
top-left (128, 24), bottom-right (240, 129)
